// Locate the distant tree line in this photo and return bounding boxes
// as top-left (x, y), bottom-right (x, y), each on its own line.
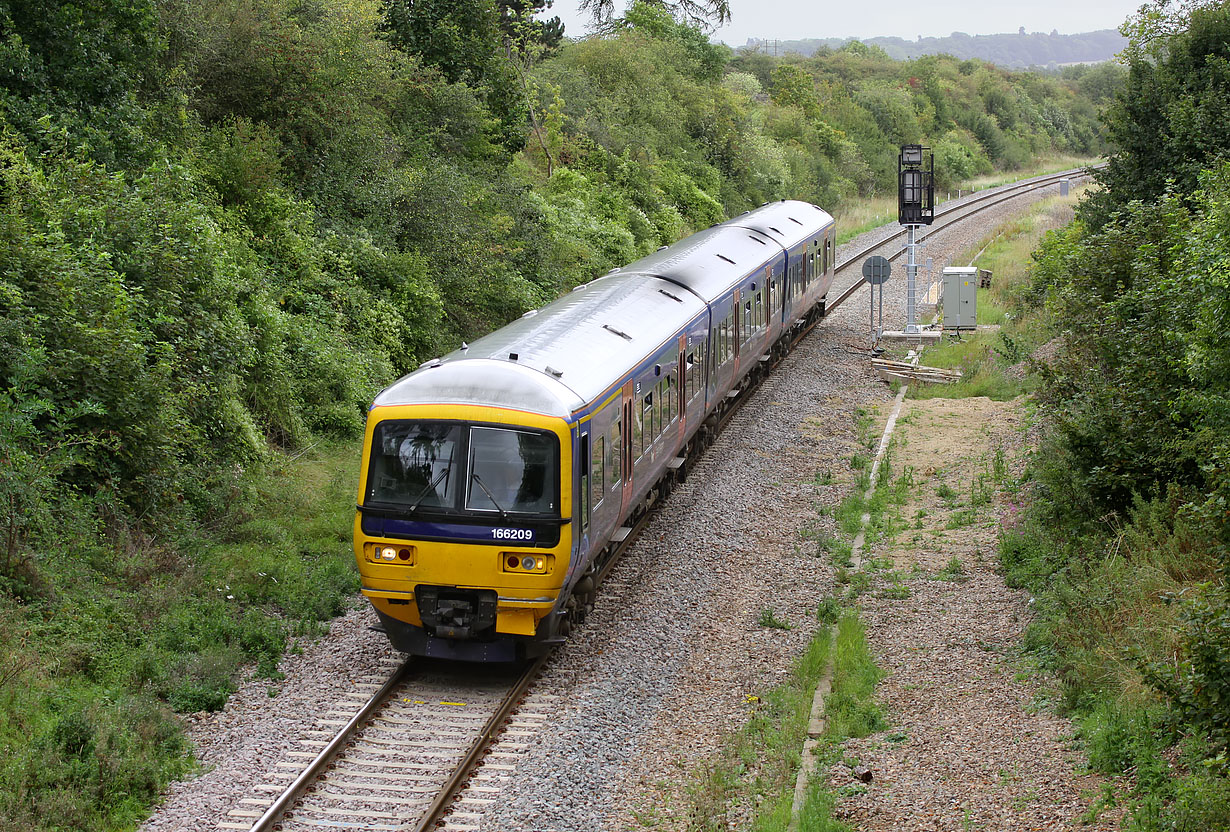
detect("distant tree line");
top-left (747, 28), bottom-right (1127, 70)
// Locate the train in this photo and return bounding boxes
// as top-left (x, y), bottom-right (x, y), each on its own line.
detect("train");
top-left (353, 200), bottom-right (837, 661)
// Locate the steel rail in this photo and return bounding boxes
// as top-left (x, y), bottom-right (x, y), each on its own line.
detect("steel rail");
top-left (410, 653), bottom-right (550, 832)
top-left (247, 659), bottom-right (415, 832)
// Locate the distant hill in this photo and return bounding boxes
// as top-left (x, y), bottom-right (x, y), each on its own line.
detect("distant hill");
top-left (742, 29), bottom-right (1127, 69)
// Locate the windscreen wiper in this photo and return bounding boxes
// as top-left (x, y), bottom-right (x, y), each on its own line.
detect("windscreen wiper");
top-left (408, 466), bottom-right (452, 512)
top-left (469, 473), bottom-right (508, 519)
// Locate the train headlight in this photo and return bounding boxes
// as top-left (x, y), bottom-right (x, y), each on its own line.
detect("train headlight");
top-left (521, 556), bottom-right (536, 571)
top-left (367, 543), bottom-right (414, 565)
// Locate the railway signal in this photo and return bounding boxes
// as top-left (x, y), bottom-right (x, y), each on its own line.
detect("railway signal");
top-left (898, 145), bottom-right (934, 335)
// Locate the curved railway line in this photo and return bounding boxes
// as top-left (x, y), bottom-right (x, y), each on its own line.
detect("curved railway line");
top-left (225, 164), bottom-right (1095, 832)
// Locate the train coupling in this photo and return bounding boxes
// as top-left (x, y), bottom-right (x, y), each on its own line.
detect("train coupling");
top-left (414, 585), bottom-right (497, 640)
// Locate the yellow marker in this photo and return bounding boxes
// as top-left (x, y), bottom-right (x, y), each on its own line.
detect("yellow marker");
top-left (745, 695), bottom-right (760, 703)
top-left (441, 701), bottom-right (467, 707)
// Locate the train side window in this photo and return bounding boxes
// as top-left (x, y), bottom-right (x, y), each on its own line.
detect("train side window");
top-left (686, 352), bottom-right (695, 399)
top-left (825, 237), bottom-right (832, 273)
top-left (667, 375), bottom-right (675, 423)
top-left (649, 393), bottom-right (659, 452)
top-left (611, 419), bottom-right (622, 485)
top-left (659, 378), bottom-right (667, 431)
top-left (579, 433), bottom-right (590, 531)
top-left (593, 435), bottom-right (604, 506)
top-left (634, 396), bottom-right (644, 459)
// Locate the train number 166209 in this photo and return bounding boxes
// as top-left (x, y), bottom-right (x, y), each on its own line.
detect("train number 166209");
top-left (491, 528), bottom-right (534, 541)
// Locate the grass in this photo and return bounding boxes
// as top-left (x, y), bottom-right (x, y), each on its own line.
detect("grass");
top-left (910, 188), bottom-right (1088, 402)
top-left (0, 442), bottom-right (361, 832)
top-left (759, 608), bottom-right (794, 630)
top-left (687, 625), bottom-right (835, 831)
top-left (1001, 477), bottom-right (1230, 829)
top-left (686, 608), bottom-right (883, 832)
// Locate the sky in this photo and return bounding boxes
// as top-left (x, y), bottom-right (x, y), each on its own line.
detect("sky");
top-left (546, 0), bottom-right (1145, 46)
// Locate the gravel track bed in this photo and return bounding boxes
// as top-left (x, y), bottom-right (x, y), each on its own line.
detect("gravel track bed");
top-left (139, 607), bottom-right (400, 832)
top-left (138, 178), bottom-right (1083, 832)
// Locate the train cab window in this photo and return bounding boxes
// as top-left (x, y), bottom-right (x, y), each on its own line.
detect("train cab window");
top-left (593, 435), bottom-right (605, 507)
top-left (366, 422), bottom-right (461, 508)
top-left (465, 427), bottom-right (555, 514)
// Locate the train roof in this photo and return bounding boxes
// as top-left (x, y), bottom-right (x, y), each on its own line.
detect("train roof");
top-left (721, 199), bottom-right (834, 249)
top-left (614, 225), bottom-right (780, 301)
top-left (374, 274), bottom-right (705, 417)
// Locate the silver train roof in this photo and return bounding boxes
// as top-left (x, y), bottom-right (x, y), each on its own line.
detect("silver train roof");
top-left (374, 274), bottom-right (705, 417)
top-left (373, 200), bottom-right (834, 420)
top-left (721, 199), bottom-right (834, 248)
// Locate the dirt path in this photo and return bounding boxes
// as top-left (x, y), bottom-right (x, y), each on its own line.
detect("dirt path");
top-left (830, 396), bottom-right (1118, 831)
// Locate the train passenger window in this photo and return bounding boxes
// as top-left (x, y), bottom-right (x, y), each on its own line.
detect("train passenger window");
top-left (666, 376), bottom-right (675, 423)
top-left (634, 397), bottom-right (644, 459)
top-left (611, 420), bottom-right (622, 485)
top-left (686, 352), bottom-right (695, 399)
top-left (825, 238), bottom-right (832, 273)
top-left (658, 379), bottom-right (667, 432)
top-left (593, 436), bottom-right (604, 506)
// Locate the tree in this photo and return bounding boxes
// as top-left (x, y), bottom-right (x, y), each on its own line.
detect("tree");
top-left (1088, 0), bottom-right (1230, 224)
top-left (579, 0), bottom-right (730, 30)
top-left (380, 0), bottom-right (502, 83)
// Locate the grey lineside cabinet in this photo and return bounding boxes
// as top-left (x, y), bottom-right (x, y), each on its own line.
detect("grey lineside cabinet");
top-left (941, 266), bottom-right (978, 330)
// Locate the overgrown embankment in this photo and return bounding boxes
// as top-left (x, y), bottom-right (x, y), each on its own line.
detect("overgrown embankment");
top-left (900, 10), bottom-right (1230, 814)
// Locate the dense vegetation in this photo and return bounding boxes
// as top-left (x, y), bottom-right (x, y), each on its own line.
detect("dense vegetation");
top-left (984, 1), bottom-right (1230, 827)
top-left (0, 0), bottom-right (1114, 828)
top-left (749, 28), bottom-right (1127, 70)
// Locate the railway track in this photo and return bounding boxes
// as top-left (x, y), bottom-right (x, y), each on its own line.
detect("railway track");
top-left (226, 164), bottom-right (1094, 832)
top-left (827, 165), bottom-right (1099, 313)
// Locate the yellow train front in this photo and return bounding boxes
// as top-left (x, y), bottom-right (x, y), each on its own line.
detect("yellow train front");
top-left (354, 358), bottom-right (582, 662)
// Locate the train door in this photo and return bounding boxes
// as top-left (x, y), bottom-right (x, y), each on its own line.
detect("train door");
top-left (618, 379), bottom-right (635, 518)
